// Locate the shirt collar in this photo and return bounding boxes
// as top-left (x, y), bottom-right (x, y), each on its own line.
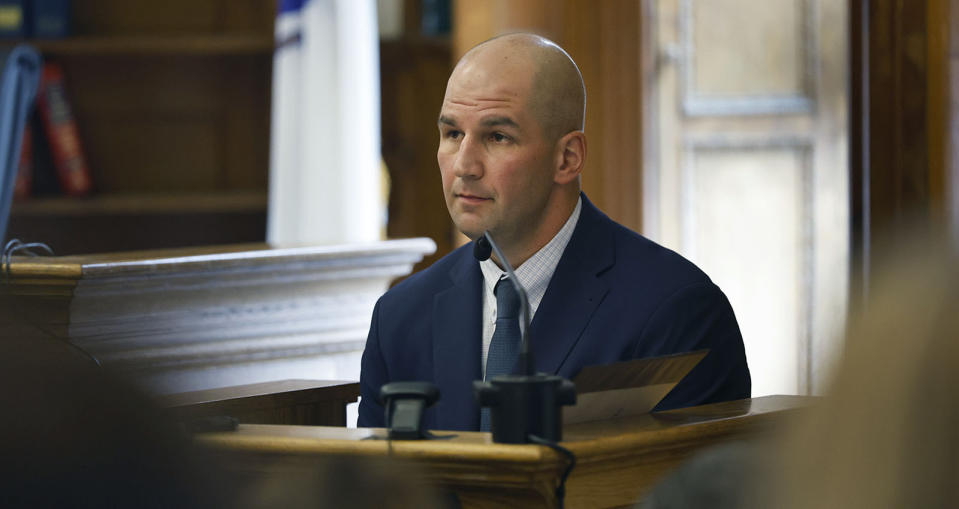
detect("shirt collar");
top-left (479, 196), bottom-right (583, 315)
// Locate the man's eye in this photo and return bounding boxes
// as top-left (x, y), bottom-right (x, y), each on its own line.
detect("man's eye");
top-left (446, 130), bottom-right (462, 140)
top-left (491, 133), bottom-right (509, 142)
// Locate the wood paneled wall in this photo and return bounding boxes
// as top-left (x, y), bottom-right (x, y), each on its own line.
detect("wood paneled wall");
top-left (950, 0), bottom-right (959, 231)
top-left (849, 0), bottom-right (952, 299)
top-left (380, 38), bottom-right (453, 269)
top-left (63, 0), bottom-right (273, 194)
top-left (6, 0), bottom-right (272, 254)
top-left (452, 0), bottom-right (644, 233)
top-left (71, 0), bottom-right (273, 34)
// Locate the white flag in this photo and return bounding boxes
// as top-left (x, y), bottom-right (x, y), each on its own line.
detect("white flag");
top-left (269, 0), bottom-right (383, 245)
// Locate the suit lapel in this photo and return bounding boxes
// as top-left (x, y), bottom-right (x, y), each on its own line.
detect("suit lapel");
top-left (530, 195), bottom-right (614, 375)
top-left (432, 248), bottom-right (483, 430)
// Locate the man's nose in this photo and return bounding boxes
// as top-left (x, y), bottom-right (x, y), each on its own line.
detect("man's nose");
top-left (453, 136), bottom-right (483, 179)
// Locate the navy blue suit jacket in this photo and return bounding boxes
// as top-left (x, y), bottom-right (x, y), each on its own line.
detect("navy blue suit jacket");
top-left (358, 195), bottom-right (750, 430)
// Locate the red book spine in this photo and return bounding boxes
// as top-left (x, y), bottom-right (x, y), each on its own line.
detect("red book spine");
top-left (14, 124), bottom-right (33, 199)
top-left (37, 62), bottom-right (93, 196)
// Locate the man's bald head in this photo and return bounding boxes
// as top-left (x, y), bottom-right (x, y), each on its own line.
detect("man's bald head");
top-left (438, 33), bottom-right (588, 263)
top-left (452, 33), bottom-right (586, 143)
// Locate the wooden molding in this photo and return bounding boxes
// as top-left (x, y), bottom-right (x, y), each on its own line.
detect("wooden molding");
top-left (849, 0), bottom-right (952, 301)
top-left (1, 240), bottom-right (435, 394)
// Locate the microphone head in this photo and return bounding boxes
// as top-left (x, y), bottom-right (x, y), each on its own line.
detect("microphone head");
top-left (473, 235), bottom-right (492, 261)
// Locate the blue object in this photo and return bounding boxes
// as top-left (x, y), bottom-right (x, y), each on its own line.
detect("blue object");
top-left (31, 0), bottom-right (71, 39)
top-left (0, 45), bottom-right (42, 244)
top-left (421, 0), bottom-right (451, 36)
top-left (0, 0), bottom-right (28, 38)
top-left (277, 0), bottom-right (307, 16)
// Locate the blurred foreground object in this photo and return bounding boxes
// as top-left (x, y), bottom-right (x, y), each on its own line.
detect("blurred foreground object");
top-left (0, 337), bottom-right (229, 508)
top-left (772, 226), bottom-right (959, 509)
top-left (240, 454), bottom-right (448, 509)
top-left (639, 225), bottom-right (959, 509)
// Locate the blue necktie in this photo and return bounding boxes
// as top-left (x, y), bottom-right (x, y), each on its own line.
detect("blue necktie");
top-left (480, 277), bottom-right (521, 431)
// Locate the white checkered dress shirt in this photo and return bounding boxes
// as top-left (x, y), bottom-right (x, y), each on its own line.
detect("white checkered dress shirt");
top-left (479, 197), bottom-right (582, 378)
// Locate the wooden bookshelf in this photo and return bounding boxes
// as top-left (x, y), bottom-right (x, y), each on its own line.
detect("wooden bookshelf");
top-left (11, 191), bottom-right (267, 216)
top-left (380, 35), bottom-right (454, 270)
top-left (4, 35), bottom-right (274, 56)
top-left (7, 192), bottom-right (267, 255)
top-left (7, 0), bottom-right (274, 254)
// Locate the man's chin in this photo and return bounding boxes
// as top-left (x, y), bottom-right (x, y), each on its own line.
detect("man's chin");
top-left (452, 221), bottom-right (485, 241)
top-left (450, 213), bottom-right (488, 240)
top-left (457, 228), bottom-right (483, 241)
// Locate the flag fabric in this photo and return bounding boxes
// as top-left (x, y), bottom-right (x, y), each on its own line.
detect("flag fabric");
top-left (269, 0), bottom-right (383, 245)
top-left (0, 45), bottom-right (41, 244)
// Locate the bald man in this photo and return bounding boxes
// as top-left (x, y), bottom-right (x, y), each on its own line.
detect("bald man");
top-left (358, 34), bottom-right (750, 431)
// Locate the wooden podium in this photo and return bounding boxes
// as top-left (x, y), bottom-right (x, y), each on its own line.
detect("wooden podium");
top-left (197, 395), bottom-right (810, 508)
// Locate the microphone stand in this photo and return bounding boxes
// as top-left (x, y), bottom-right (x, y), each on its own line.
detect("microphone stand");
top-left (473, 232), bottom-right (577, 444)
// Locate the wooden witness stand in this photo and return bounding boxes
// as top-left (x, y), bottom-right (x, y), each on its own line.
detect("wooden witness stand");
top-left (198, 395), bottom-right (810, 508)
top-left (157, 380), bottom-right (360, 427)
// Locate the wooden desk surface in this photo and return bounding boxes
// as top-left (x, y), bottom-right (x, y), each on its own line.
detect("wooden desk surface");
top-left (2, 238), bottom-right (436, 281)
top-left (199, 395), bottom-right (812, 508)
top-left (159, 379), bottom-right (360, 427)
top-left (157, 379), bottom-right (360, 408)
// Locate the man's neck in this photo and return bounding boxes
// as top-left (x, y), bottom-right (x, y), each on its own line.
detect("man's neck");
top-left (493, 193), bottom-right (580, 269)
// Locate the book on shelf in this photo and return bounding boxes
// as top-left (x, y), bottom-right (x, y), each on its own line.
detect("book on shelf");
top-left (0, 0), bottom-right (71, 39)
top-left (36, 60), bottom-right (92, 196)
top-left (14, 121), bottom-right (32, 199)
top-left (29, 110), bottom-right (60, 196)
top-left (0, 0), bottom-right (27, 38)
top-left (31, 0), bottom-right (70, 39)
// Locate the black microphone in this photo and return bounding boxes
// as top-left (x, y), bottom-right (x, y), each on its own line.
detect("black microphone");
top-left (473, 235), bottom-right (492, 262)
top-left (473, 230), bottom-right (576, 444)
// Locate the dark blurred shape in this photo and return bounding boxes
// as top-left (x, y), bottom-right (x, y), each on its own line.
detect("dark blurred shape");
top-left (637, 442), bottom-right (765, 509)
top-left (420, 0), bottom-right (450, 37)
top-left (0, 0), bottom-right (28, 38)
top-left (638, 224), bottom-right (959, 509)
top-left (31, 0), bottom-right (71, 39)
top-left (0, 335), bottom-right (452, 508)
top-left (239, 454), bottom-right (452, 509)
top-left (768, 226), bottom-right (959, 509)
top-left (0, 337), bottom-right (231, 508)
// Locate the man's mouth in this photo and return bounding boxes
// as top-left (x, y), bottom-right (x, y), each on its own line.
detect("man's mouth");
top-left (456, 193), bottom-right (491, 204)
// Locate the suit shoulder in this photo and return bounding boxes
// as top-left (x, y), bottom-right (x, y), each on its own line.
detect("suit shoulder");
top-left (379, 242), bottom-right (472, 304)
top-left (608, 220), bottom-right (713, 288)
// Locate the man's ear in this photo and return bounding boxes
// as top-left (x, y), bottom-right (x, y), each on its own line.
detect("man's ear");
top-left (554, 131), bottom-right (586, 185)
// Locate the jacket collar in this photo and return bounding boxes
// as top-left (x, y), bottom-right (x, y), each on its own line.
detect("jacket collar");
top-left (431, 246), bottom-right (483, 430)
top-left (528, 193), bottom-right (615, 375)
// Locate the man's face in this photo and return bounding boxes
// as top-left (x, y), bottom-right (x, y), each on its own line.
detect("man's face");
top-left (437, 57), bottom-right (558, 246)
